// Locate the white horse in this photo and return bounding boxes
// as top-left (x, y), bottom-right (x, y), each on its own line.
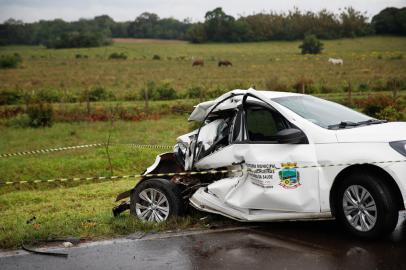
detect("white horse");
top-left (328, 58), bottom-right (343, 65)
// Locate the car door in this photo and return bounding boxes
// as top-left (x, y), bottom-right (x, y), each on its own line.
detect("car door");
top-left (223, 102), bottom-right (321, 213)
top-left (194, 110), bottom-right (245, 169)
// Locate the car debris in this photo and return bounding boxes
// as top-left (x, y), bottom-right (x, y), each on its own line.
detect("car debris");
top-left (114, 88), bottom-right (406, 238)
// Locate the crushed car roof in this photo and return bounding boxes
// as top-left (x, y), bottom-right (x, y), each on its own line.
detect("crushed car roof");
top-left (188, 88), bottom-right (302, 121)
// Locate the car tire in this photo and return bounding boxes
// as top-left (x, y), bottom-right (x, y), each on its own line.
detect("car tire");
top-left (333, 172), bottom-right (399, 238)
top-left (130, 178), bottom-right (183, 222)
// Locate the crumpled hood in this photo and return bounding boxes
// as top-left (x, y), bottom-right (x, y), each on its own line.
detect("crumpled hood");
top-left (336, 122), bottom-right (406, 143)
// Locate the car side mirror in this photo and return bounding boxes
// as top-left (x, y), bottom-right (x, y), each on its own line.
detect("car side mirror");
top-left (275, 128), bottom-right (306, 144)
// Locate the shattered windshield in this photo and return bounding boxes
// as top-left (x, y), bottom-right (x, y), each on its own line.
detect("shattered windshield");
top-left (272, 95), bottom-right (372, 129)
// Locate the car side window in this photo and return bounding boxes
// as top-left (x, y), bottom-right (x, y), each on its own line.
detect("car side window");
top-left (246, 107), bottom-right (287, 142)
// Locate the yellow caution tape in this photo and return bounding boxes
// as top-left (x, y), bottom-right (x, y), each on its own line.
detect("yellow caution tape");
top-left (0, 143), bottom-right (173, 158)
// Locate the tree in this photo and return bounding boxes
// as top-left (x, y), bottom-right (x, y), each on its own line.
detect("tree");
top-left (372, 7), bottom-right (406, 35)
top-left (299, 35), bottom-right (324, 54)
top-left (186, 23), bottom-right (207, 43)
top-left (204, 7), bottom-right (237, 42)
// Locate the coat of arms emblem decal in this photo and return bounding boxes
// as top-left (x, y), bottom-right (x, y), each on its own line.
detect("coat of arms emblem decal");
top-left (278, 162), bottom-right (301, 189)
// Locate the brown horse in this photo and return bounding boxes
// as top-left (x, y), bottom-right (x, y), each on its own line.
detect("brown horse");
top-left (218, 60), bottom-right (232, 67)
top-left (192, 60), bottom-right (204, 67)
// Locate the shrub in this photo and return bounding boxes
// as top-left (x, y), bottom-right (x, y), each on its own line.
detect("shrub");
top-left (299, 35), bottom-right (324, 55)
top-left (138, 81), bottom-right (157, 101)
top-left (376, 106), bottom-right (403, 121)
top-left (85, 86), bottom-right (115, 102)
top-left (356, 95), bottom-right (397, 118)
top-left (5, 114), bottom-right (31, 128)
top-left (371, 79), bottom-right (386, 91)
top-left (293, 77), bottom-right (314, 93)
top-left (264, 77), bottom-right (289, 92)
top-left (0, 90), bottom-right (23, 105)
top-left (186, 86), bottom-right (205, 99)
top-left (45, 31), bottom-right (112, 49)
top-left (386, 77), bottom-right (404, 90)
top-left (36, 89), bottom-right (61, 103)
top-left (206, 86), bottom-right (228, 99)
top-left (152, 54), bottom-right (161, 60)
top-left (358, 83), bottom-right (370, 92)
top-left (75, 54), bottom-right (88, 59)
top-left (0, 53), bottom-right (22, 69)
top-left (108, 52), bottom-right (127, 60)
top-left (320, 84), bottom-right (335, 94)
top-left (27, 103), bottom-right (54, 127)
top-left (388, 54), bottom-right (403, 60)
top-left (155, 82), bottom-right (177, 100)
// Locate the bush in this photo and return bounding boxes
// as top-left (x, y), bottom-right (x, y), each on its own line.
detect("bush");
top-left (0, 90), bottom-right (23, 105)
top-left (206, 86), bottom-right (228, 99)
top-left (386, 77), bottom-right (404, 90)
top-left (5, 114), bottom-right (31, 128)
top-left (27, 103), bottom-right (54, 128)
top-left (84, 86), bottom-right (115, 102)
top-left (376, 106), bottom-right (403, 121)
top-left (36, 89), bottom-right (61, 103)
top-left (138, 81), bottom-right (157, 101)
top-left (0, 53), bottom-right (22, 69)
top-left (355, 95), bottom-right (397, 118)
top-left (75, 54), bottom-right (88, 59)
top-left (155, 82), bottom-right (177, 100)
top-left (264, 77), bottom-right (289, 92)
top-left (152, 54), bottom-right (161, 60)
top-left (320, 84), bottom-right (335, 94)
top-left (389, 54), bottom-right (403, 60)
top-left (108, 52), bottom-right (127, 60)
top-left (358, 83), bottom-right (370, 92)
top-left (45, 31), bottom-right (112, 49)
top-left (299, 35), bottom-right (324, 55)
top-left (186, 86), bottom-right (205, 99)
top-left (293, 77), bottom-right (314, 93)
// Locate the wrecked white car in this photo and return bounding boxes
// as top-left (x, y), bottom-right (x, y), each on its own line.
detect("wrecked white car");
top-left (114, 89), bottom-right (406, 238)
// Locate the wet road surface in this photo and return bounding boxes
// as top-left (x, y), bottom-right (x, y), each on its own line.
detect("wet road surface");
top-left (1, 211), bottom-right (406, 270)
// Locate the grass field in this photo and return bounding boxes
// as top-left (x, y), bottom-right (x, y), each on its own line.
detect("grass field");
top-left (1, 37), bottom-right (406, 250)
top-left (1, 36), bottom-right (406, 99)
top-left (0, 115), bottom-right (214, 249)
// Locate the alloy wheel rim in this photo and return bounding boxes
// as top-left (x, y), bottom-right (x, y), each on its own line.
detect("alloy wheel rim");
top-left (342, 185), bottom-right (377, 232)
top-left (135, 188), bottom-right (170, 222)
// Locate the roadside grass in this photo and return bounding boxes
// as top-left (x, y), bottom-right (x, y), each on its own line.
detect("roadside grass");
top-left (0, 116), bottom-right (190, 182)
top-left (0, 115), bottom-right (213, 249)
top-left (0, 179), bottom-right (208, 250)
top-left (0, 36), bottom-right (405, 99)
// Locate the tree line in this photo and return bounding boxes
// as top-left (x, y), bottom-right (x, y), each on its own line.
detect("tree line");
top-left (0, 7), bottom-right (405, 47)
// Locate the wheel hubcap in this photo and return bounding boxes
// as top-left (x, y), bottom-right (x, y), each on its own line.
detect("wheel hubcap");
top-left (135, 188), bottom-right (169, 222)
top-left (342, 185), bottom-right (377, 232)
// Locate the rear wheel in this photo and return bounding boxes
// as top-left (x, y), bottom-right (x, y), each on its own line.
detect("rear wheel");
top-left (333, 173), bottom-right (399, 238)
top-left (130, 179), bottom-right (183, 222)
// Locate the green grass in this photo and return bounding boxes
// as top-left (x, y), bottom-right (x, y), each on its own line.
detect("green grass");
top-left (0, 115), bottom-right (213, 249)
top-left (0, 36), bottom-right (405, 99)
top-left (0, 180), bottom-right (209, 250)
top-left (0, 116), bottom-right (191, 182)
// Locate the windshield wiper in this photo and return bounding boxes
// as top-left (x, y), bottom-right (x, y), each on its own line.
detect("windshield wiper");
top-left (328, 119), bottom-right (387, 130)
top-left (328, 121), bottom-right (360, 129)
top-left (356, 119), bottom-right (387, 125)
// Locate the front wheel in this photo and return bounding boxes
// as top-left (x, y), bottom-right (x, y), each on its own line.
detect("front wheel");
top-left (333, 173), bottom-right (399, 238)
top-left (130, 179), bottom-right (183, 222)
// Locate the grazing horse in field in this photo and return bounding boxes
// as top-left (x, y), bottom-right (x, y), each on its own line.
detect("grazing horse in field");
top-left (218, 60), bottom-right (232, 67)
top-left (192, 60), bottom-right (204, 67)
top-left (328, 58), bottom-right (343, 65)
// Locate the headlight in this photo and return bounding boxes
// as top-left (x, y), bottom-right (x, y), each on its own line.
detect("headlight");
top-left (389, 141), bottom-right (406, 157)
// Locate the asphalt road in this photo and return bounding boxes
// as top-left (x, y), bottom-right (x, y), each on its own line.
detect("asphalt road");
top-left (1, 211), bottom-right (406, 270)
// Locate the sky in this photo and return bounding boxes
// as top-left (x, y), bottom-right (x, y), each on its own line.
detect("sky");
top-left (0, 0), bottom-right (405, 23)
